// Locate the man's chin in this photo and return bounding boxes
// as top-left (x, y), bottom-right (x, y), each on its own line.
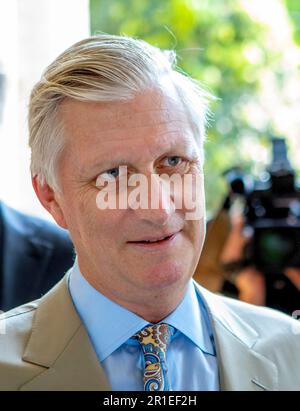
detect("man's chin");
top-left (140, 261), bottom-right (190, 290)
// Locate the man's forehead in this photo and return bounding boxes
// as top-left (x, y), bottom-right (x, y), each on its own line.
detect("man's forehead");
top-left (92, 109), bottom-right (190, 134)
top-left (60, 86), bottom-right (190, 131)
top-left (99, 130), bottom-right (196, 157)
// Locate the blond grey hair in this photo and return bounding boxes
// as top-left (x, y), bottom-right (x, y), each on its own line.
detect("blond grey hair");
top-left (29, 34), bottom-right (210, 191)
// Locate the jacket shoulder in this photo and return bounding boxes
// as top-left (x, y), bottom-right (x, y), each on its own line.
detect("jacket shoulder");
top-left (218, 295), bottom-right (300, 389)
top-left (0, 303), bottom-right (46, 390)
top-left (216, 292), bottom-right (300, 336)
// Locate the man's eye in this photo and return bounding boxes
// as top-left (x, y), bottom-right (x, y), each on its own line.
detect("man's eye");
top-left (163, 156), bottom-right (183, 167)
top-left (100, 167), bottom-right (119, 180)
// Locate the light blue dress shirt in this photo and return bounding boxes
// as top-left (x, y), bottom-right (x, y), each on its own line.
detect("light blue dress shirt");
top-left (68, 259), bottom-right (219, 391)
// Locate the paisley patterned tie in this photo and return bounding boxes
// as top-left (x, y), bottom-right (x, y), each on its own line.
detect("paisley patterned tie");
top-left (133, 323), bottom-right (175, 391)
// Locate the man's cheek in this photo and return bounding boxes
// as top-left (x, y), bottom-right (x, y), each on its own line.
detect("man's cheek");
top-left (183, 175), bottom-right (205, 221)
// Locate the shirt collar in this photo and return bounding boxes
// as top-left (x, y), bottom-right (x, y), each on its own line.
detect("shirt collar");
top-left (69, 258), bottom-right (215, 361)
top-left (164, 280), bottom-right (215, 356)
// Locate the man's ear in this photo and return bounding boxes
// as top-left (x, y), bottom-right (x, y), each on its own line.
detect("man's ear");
top-left (32, 175), bottom-right (68, 229)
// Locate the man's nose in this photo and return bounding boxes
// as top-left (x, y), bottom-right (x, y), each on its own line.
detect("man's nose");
top-left (129, 174), bottom-right (175, 226)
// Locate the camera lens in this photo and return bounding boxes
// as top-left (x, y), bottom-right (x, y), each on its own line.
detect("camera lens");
top-left (257, 230), bottom-right (295, 266)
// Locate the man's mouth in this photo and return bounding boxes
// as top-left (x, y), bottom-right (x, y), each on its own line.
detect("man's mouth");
top-left (133, 234), bottom-right (173, 244)
top-left (127, 232), bottom-right (180, 247)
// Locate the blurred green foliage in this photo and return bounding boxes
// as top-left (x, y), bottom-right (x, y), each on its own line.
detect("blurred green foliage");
top-left (285, 0), bottom-right (300, 46)
top-left (90, 0), bottom-right (294, 216)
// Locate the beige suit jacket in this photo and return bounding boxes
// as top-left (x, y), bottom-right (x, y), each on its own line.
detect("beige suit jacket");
top-left (0, 272), bottom-right (299, 391)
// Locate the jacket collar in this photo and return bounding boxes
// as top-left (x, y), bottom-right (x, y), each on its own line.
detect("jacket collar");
top-left (194, 282), bottom-right (278, 391)
top-left (20, 272), bottom-right (278, 391)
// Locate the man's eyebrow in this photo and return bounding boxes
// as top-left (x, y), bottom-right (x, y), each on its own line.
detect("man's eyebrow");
top-left (79, 142), bottom-right (200, 176)
top-left (79, 158), bottom-right (129, 176)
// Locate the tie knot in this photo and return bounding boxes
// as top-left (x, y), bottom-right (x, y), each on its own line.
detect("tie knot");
top-left (133, 323), bottom-right (175, 352)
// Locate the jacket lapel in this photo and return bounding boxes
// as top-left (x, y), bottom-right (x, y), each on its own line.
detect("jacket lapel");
top-left (212, 318), bottom-right (278, 391)
top-left (195, 283), bottom-right (278, 391)
top-left (20, 273), bottom-right (111, 391)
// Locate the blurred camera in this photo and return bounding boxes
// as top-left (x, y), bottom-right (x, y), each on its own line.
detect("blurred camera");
top-left (224, 137), bottom-right (300, 275)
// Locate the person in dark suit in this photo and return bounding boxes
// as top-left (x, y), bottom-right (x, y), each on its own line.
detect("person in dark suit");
top-left (0, 201), bottom-right (74, 311)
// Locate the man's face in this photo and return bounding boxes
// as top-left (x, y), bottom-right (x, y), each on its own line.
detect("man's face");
top-left (55, 86), bottom-right (206, 306)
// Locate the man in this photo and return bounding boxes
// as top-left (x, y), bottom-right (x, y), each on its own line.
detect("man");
top-left (0, 35), bottom-right (299, 391)
top-left (0, 201), bottom-right (75, 311)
